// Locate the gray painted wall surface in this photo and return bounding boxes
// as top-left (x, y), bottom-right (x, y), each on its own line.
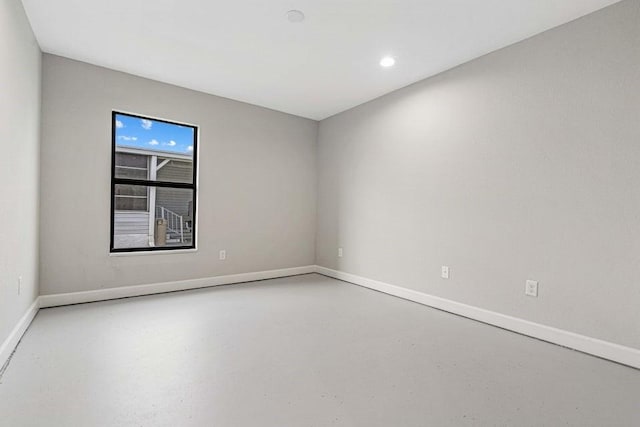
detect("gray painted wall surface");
top-left (316, 0), bottom-right (640, 349)
top-left (0, 0), bottom-right (41, 347)
top-left (40, 55), bottom-right (317, 294)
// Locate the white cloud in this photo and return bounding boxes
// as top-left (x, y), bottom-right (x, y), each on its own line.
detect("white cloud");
top-left (186, 145), bottom-right (194, 152)
top-left (141, 119), bottom-right (152, 130)
top-left (115, 120), bottom-right (124, 129)
top-left (165, 140), bottom-right (176, 147)
top-left (117, 136), bottom-right (137, 141)
top-left (149, 139), bottom-right (160, 146)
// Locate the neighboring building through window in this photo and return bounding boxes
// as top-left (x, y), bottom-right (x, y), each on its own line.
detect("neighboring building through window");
top-left (111, 112), bottom-right (198, 252)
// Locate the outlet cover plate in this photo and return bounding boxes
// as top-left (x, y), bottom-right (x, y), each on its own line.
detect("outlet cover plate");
top-left (525, 280), bottom-right (538, 297)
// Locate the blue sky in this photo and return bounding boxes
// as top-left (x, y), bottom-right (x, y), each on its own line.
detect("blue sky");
top-left (115, 113), bottom-right (195, 155)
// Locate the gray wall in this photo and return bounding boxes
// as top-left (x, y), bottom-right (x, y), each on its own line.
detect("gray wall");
top-left (40, 54), bottom-right (317, 294)
top-left (0, 0), bottom-right (41, 346)
top-left (316, 0), bottom-right (640, 349)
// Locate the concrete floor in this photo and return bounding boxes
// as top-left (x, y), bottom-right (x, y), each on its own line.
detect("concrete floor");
top-left (0, 274), bottom-right (638, 426)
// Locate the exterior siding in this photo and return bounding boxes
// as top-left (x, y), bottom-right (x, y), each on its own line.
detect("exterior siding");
top-left (114, 211), bottom-right (149, 235)
top-left (156, 161), bottom-right (193, 219)
top-left (156, 188), bottom-right (191, 219)
top-left (156, 161), bottom-right (192, 183)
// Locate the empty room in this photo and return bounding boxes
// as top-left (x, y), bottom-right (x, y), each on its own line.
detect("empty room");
top-left (1, 0), bottom-right (639, 425)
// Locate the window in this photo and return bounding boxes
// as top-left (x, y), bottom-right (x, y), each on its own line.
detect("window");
top-left (111, 111), bottom-right (198, 252)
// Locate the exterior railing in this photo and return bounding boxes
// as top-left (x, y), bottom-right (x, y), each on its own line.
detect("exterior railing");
top-left (156, 206), bottom-right (184, 243)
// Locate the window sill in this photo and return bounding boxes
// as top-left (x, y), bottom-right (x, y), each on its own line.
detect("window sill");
top-left (109, 248), bottom-right (198, 257)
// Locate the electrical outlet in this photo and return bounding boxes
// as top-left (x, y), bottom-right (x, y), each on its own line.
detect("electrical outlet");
top-left (441, 266), bottom-right (450, 279)
top-left (18, 276), bottom-right (22, 295)
top-left (219, 250), bottom-right (226, 260)
top-left (338, 247), bottom-right (343, 258)
top-left (525, 280), bottom-right (538, 297)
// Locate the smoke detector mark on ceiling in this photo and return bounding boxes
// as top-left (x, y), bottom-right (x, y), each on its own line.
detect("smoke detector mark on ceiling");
top-left (286, 10), bottom-right (305, 23)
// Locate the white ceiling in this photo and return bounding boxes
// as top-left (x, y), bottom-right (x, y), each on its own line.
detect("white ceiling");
top-left (22, 0), bottom-right (620, 120)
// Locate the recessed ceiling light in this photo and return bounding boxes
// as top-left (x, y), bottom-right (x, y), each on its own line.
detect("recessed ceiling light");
top-left (286, 10), bottom-right (305, 23)
top-left (380, 56), bottom-right (396, 67)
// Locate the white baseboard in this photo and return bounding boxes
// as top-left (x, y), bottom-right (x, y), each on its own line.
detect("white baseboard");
top-left (4, 265), bottom-right (637, 372)
top-left (0, 298), bottom-right (40, 372)
top-left (39, 265), bottom-right (316, 308)
top-left (2, 266), bottom-right (314, 370)
top-left (315, 266), bottom-right (640, 370)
